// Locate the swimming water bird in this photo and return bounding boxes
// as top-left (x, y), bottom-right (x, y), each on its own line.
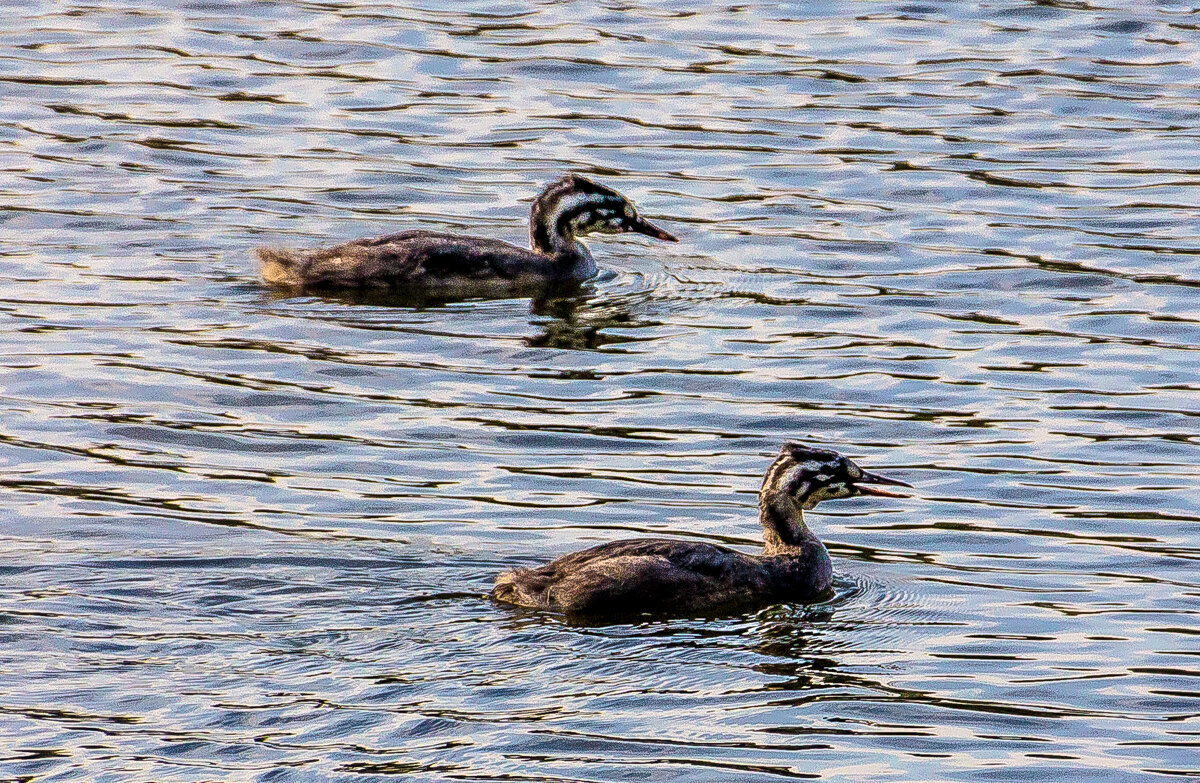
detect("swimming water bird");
top-left (256, 174), bottom-right (677, 291)
top-left (492, 443), bottom-right (912, 619)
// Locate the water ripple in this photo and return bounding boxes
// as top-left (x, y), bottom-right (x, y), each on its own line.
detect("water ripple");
top-left (2, 0), bottom-right (1199, 780)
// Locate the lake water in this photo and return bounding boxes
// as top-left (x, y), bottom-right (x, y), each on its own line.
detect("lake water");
top-left (2, 1), bottom-right (1199, 780)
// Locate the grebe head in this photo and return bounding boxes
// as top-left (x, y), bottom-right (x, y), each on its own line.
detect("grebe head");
top-left (763, 442), bottom-right (912, 511)
top-left (530, 174), bottom-right (677, 254)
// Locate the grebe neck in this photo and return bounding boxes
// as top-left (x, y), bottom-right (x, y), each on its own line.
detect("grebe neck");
top-left (759, 495), bottom-right (816, 555)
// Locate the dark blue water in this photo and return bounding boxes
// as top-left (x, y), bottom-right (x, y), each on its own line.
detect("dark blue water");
top-left (2, 1), bottom-right (1199, 780)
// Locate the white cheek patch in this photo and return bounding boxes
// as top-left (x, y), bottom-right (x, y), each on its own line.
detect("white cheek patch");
top-left (572, 215), bottom-right (626, 235)
top-left (781, 465), bottom-right (808, 494)
top-left (554, 192), bottom-right (594, 217)
top-left (556, 194), bottom-right (630, 236)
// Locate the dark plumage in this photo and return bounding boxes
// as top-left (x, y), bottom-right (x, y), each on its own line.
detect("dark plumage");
top-left (256, 174), bottom-right (676, 291)
top-left (492, 443), bottom-right (913, 620)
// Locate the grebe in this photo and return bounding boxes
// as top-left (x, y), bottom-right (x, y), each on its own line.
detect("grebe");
top-left (492, 443), bottom-right (912, 619)
top-left (256, 174), bottom-right (677, 290)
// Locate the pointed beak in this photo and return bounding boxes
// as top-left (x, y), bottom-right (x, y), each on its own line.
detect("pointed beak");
top-left (629, 216), bottom-right (678, 242)
top-left (854, 470), bottom-right (913, 499)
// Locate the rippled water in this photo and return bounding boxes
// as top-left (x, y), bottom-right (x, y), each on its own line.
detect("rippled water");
top-left (3, 1), bottom-right (1199, 780)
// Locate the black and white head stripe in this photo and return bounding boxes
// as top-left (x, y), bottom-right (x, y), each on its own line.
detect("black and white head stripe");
top-left (530, 175), bottom-right (616, 251)
top-left (555, 191), bottom-right (632, 238)
top-left (529, 174), bottom-right (676, 252)
top-left (762, 442), bottom-right (911, 507)
top-left (762, 444), bottom-right (841, 500)
top-left (762, 445), bottom-right (827, 487)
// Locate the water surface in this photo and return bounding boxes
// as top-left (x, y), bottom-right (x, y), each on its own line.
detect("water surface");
top-left (2, 1), bottom-right (1199, 780)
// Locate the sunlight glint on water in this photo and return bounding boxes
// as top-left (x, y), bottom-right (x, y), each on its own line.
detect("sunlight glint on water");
top-left (1, 1), bottom-right (1198, 781)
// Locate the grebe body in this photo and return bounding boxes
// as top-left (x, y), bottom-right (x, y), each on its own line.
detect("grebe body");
top-left (257, 174), bottom-right (676, 290)
top-left (492, 444), bottom-right (911, 619)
